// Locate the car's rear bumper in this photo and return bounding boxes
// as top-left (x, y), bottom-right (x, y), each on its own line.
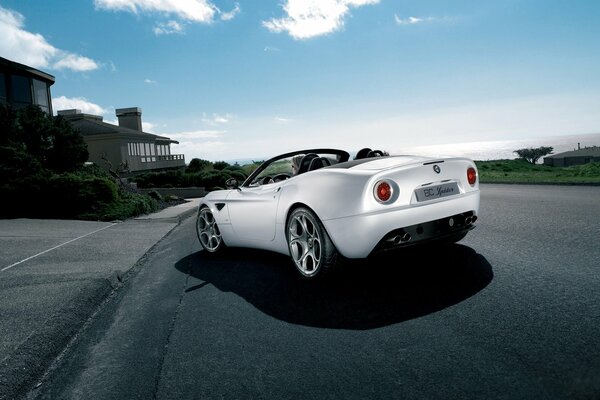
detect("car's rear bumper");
top-left (322, 191), bottom-right (480, 258)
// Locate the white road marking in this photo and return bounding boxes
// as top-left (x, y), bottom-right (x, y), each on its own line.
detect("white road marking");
top-left (1, 223), bottom-right (118, 272)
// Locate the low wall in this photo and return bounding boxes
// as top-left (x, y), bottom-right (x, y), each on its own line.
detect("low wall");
top-left (138, 187), bottom-right (206, 199)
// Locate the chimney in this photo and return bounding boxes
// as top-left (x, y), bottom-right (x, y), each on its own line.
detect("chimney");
top-left (578, 143), bottom-right (581, 150)
top-left (116, 107), bottom-right (143, 131)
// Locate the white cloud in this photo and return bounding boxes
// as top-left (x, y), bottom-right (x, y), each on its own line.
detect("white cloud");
top-left (52, 96), bottom-right (107, 115)
top-left (275, 116), bottom-right (295, 123)
top-left (52, 53), bottom-right (99, 72)
top-left (394, 14), bottom-right (457, 25)
top-left (262, 0), bottom-right (379, 40)
top-left (0, 6), bottom-right (99, 72)
top-left (142, 121), bottom-right (156, 132)
top-left (171, 140), bottom-right (228, 161)
top-left (395, 15), bottom-right (421, 25)
top-left (201, 113), bottom-right (234, 125)
top-left (95, 0), bottom-right (217, 23)
top-left (169, 130), bottom-right (225, 140)
top-left (220, 3), bottom-right (240, 21)
top-left (168, 130), bottom-right (228, 159)
top-left (144, 78), bottom-right (157, 84)
top-left (264, 46), bottom-right (280, 52)
top-left (153, 20), bottom-right (185, 35)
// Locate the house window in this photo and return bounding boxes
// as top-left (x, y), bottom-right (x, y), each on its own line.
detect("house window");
top-left (0, 73), bottom-right (6, 104)
top-left (11, 75), bottom-right (32, 107)
top-left (32, 79), bottom-right (50, 113)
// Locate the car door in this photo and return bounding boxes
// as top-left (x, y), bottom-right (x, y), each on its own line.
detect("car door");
top-left (226, 182), bottom-right (283, 242)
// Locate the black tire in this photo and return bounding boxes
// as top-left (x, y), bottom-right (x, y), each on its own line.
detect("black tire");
top-left (196, 206), bottom-right (226, 253)
top-left (286, 207), bottom-right (339, 279)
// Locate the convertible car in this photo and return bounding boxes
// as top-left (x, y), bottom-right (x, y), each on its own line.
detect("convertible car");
top-left (196, 148), bottom-right (480, 279)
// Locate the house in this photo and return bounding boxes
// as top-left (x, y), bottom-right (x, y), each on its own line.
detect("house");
top-left (1, 56), bottom-right (184, 175)
top-left (58, 107), bottom-right (185, 175)
top-left (543, 144), bottom-right (600, 167)
top-left (0, 56), bottom-right (54, 114)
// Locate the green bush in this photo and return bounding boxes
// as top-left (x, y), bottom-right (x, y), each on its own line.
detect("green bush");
top-left (147, 189), bottom-right (163, 201)
top-left (89, 192), bottom-right (158, 221)
top-left (36, 174), bottom-right (116, 219)
top-left (131, 169), bottom-right (236, 190)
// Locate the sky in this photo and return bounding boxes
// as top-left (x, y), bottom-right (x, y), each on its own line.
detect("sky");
top-left (1, 0), bottom-right (600, 162)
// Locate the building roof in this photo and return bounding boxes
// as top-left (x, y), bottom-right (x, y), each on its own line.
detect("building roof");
top-left (545, 146), bottom-right (600, 159)
top-left (61, 113), bottom-right (178, 144)
top-left (0, 56), bottom-right (55, 84)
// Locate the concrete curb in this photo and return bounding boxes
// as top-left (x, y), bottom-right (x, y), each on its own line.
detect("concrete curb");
top-left (135, 198), bottom-right (201, 223)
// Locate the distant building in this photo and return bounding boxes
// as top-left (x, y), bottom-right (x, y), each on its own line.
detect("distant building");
top-left (543, 144), bottom-right (600, 167)
top-left (58, 107), bottom-right (185, 175)
top-left (0, 56), bottom-right (54, 114)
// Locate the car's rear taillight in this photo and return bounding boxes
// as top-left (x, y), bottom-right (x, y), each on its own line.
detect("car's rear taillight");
top-left (467, 167), bottom-right (477, 185)
top-left (374, 180), bottom-right (393, 203)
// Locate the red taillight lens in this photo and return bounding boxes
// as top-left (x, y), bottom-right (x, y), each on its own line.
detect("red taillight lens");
top-left (467, 167), bottom-right (477, 185)
top-left (374, 181), bottom-right (393, 202)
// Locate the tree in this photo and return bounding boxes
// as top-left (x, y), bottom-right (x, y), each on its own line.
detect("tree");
top-left (0, 104), bottom-right (88, 173)
top-left (514, 146), bottom-right (553, 164)
top-left (212, 161), bottom-right (230, 170)
top-left (187, 158), bottom-right (212, 173)
top-left (46, 115), bottom-right (89, 173)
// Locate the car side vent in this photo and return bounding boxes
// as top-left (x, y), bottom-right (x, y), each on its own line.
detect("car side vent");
top-left (216, 203), bottom-right (226, 211)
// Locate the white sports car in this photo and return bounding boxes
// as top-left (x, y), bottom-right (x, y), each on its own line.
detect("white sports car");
top-left (196, 148), bottom-right (480, 279)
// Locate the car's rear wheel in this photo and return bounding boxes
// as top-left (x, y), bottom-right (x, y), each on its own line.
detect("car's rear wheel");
top-left (286, 207), bottom-right (339, 279)
top-left (196, 206), bottom-right (225, 253)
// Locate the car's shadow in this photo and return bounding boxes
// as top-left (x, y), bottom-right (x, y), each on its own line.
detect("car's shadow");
top-left (175, 245), bottom-right (493, 330)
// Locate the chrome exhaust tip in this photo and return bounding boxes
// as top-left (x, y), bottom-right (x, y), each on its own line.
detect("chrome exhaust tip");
top-left (391, 232), bottom-right (412, 244)
top-left (465, 216), bottom-right (473, 225)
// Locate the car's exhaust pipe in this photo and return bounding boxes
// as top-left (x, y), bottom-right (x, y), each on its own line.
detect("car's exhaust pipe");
top-left (392, 232), bottom-right (411, 244)
top-left (465, 215), bottom-right (477, 225)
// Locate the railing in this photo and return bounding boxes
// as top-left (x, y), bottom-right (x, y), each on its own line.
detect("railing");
top-left (128, 154), bottom-right (186, 171)
top-left (157, 154), bottom-right (185, 161)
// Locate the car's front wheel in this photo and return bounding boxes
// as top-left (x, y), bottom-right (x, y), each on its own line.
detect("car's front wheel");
top-left (196, 206), bottom-right (225, 253)
top-left (286, 207), bottom-right (339, 279)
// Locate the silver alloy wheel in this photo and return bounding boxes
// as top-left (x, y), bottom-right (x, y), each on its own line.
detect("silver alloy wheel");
top-left (197, 207), bottom-right (222, 252)
top-left (288, 211), bottom-right (322, 276)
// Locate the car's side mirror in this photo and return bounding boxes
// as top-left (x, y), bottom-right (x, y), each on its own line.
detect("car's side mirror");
top-left (225, 178), bottom-right (240, 190)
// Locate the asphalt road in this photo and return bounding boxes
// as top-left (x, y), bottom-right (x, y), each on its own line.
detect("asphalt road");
top-left (29, 184), bottom-right (600, 400)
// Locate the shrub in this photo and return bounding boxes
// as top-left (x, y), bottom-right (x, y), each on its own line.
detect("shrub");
top-left (45, 173), bottom-right (119, 219)
top-left (187, 158), bottom-right (212, 173)
top-left (147, 190), bottom-right (163, 201)
top-left (87, 192), bottom-right (158, 221)
top-left (212, 161), bottom-right (230, 171)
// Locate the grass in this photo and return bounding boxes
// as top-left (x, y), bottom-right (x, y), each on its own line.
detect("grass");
top-left (475, 159), bottom-right (600, 184)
